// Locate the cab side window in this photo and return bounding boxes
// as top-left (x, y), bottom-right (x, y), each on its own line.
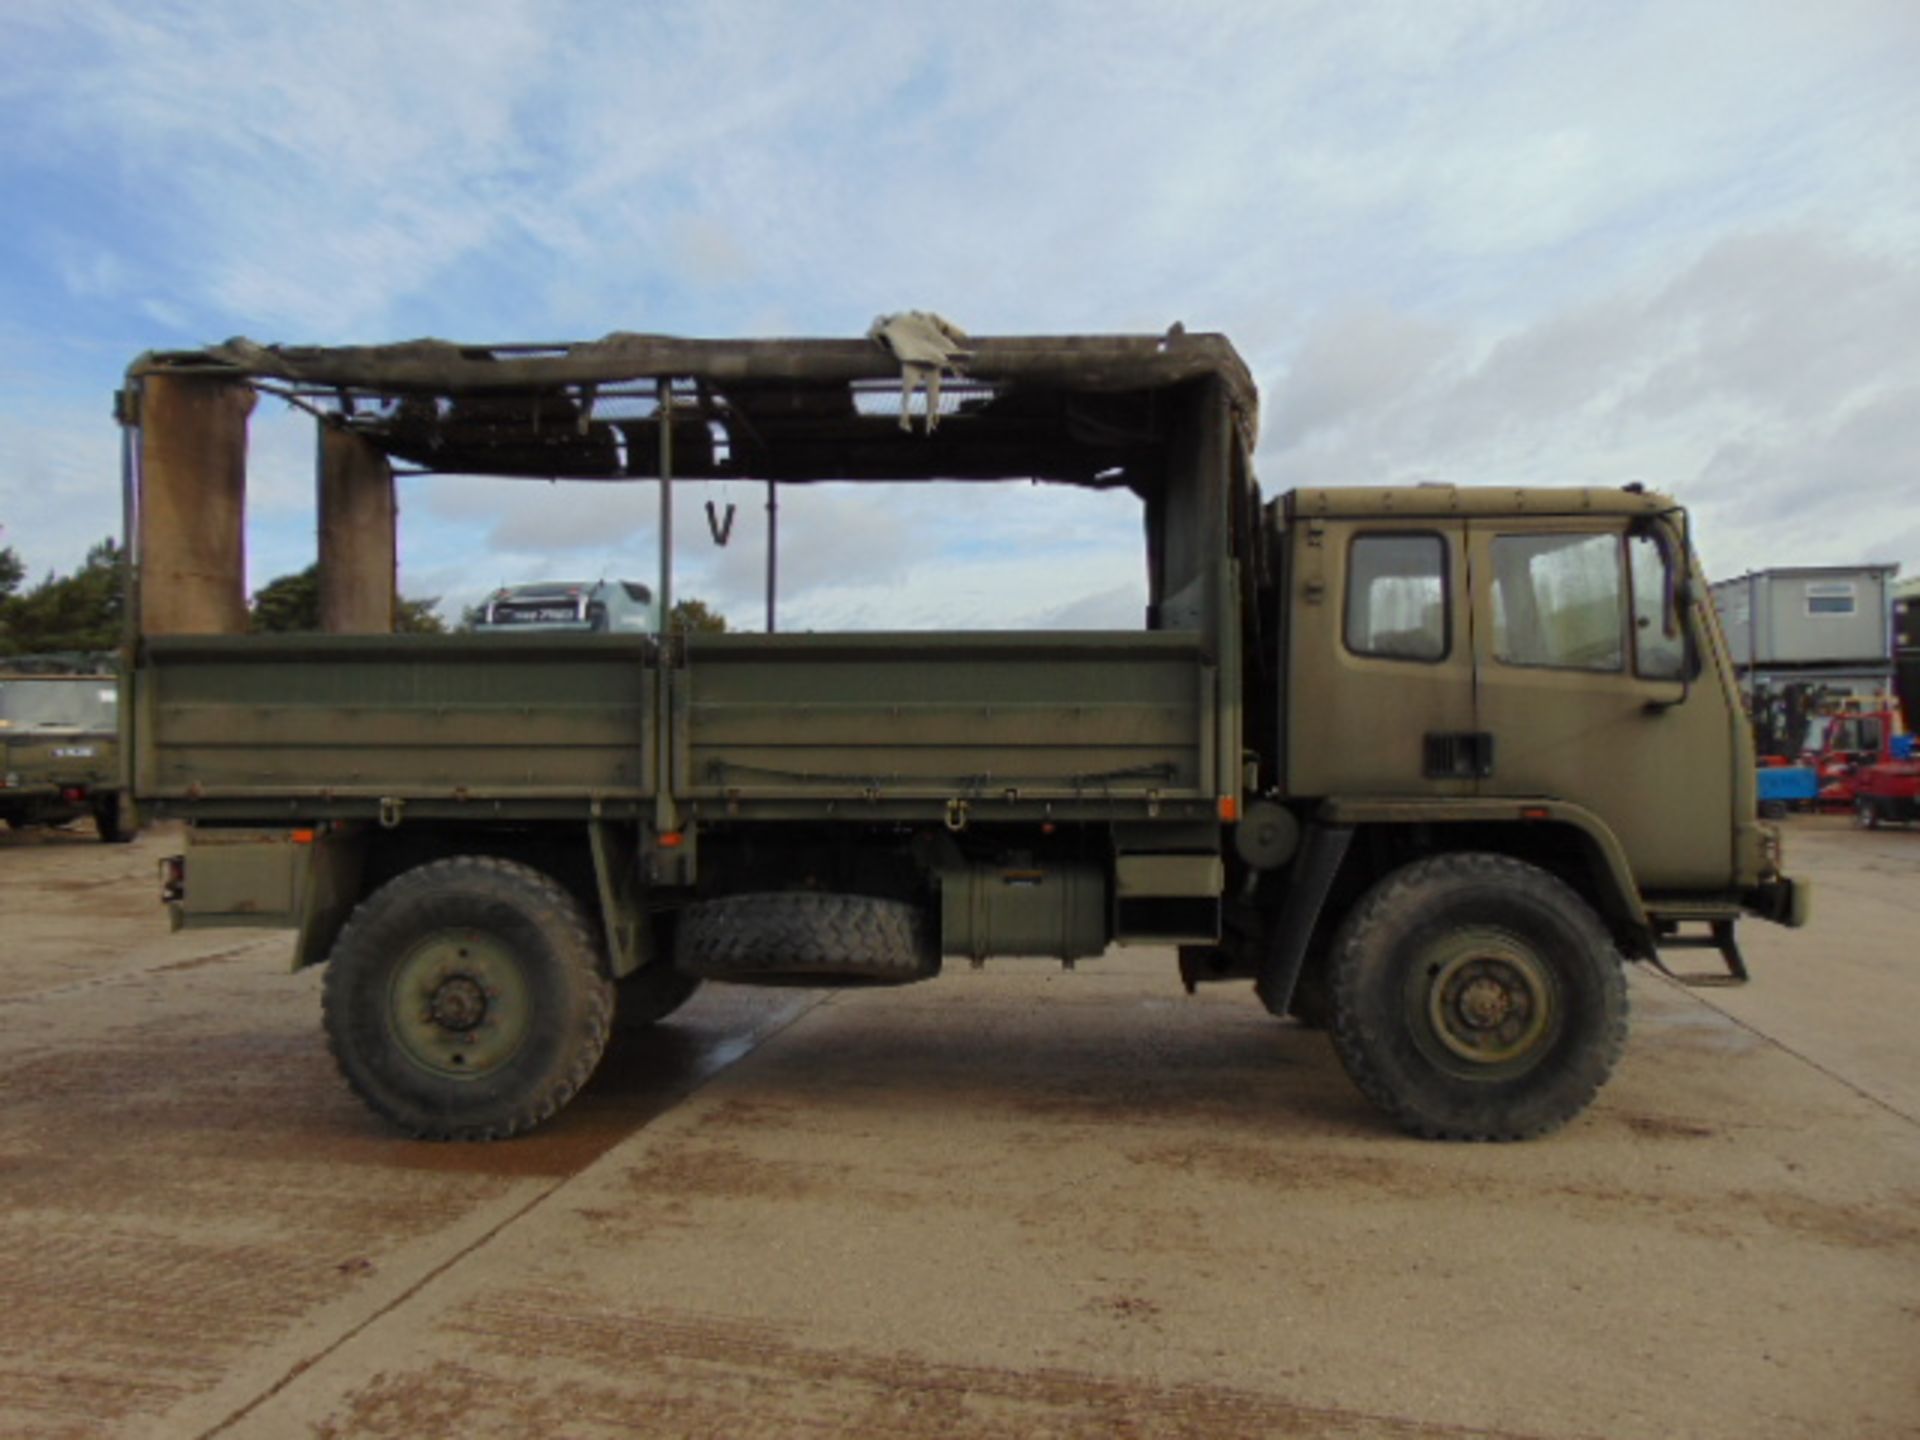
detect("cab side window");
top-left (1346, 533), bottom-right (1447, 661)
top-left (1490, 533), bottom-right (1623, 671)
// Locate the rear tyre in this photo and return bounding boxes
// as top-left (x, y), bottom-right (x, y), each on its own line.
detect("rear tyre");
top-left (676, 891), bottom-right (936, 984)
top-left (322, 857), bottom-right (614, 1140)
top-left (1328, 853), bottom-right (1627, 1141)
top-left (1855, 797), bottom-right (1881, 830)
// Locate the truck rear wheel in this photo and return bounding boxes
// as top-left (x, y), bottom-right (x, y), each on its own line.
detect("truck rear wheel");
top-left (321, 857), bottom-right (614, 1140)
top-left (1327, 853), bottom-right (1626, 1141)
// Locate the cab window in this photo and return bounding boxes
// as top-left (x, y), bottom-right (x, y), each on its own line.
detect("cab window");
top-left (1490, 532), bottom-right (1623, 671)
top-left (1345, 533), bottom-right (1447, 661)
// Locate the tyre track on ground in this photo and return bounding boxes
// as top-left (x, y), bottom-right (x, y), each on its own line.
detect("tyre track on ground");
top-left (0, 936), bottom-right (285, 1008)
top-left (188, 989), bottom-right (833, 1440)
top-left (1647, 967), bottom-right (1920, 1128)
top-left (0, 836), bottom-right (836, 1440)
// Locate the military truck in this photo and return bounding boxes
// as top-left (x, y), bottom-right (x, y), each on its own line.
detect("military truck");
top-left (0, 671), bottom-right (131, 841)
top-left (117, 327), bottom-right (1805, 1142)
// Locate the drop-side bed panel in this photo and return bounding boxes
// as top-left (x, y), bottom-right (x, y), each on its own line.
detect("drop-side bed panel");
top-left (674, 631), bottom-right (1213, 803)
top-left (134, 634), bottom-right (655, 803)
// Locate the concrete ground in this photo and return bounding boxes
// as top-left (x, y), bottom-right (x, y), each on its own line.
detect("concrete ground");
top-left (0, 816), bottom-right (1914, 1439)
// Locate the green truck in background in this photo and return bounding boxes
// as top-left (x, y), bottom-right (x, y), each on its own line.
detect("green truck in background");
top-left (0, 670), bottom-right (131, 841)
top-left (119, 326), bottom-right (1806, 1142)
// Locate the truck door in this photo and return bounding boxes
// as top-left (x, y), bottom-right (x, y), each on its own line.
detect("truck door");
top-left (1467, 517), bottom-right (1734, 889)
top-left (1287, 518), bottom-right (1477, 797)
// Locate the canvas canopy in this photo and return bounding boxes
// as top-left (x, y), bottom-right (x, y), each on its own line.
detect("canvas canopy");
top-left (126, 328), bottom-right (1258, 487)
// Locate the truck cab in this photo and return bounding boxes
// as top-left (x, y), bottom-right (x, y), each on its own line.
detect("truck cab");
top-left (1280, 487), bottom-right (1788, 911)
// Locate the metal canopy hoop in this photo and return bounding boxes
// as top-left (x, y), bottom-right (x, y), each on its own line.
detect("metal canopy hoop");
top-left (123, 330), bottom-right (1258, 490)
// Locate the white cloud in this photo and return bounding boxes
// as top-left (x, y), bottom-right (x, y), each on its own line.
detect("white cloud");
top-left (2, 0), bottom-right (1917, 604)
top-left (1258, 223), bottom-right (1920, 580)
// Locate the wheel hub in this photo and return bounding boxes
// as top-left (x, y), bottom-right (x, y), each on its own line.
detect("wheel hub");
top-left (1413, 931), bottom-right (1556, 1070)
top-left (427, 975), bottom-right (488, 1031)
top-left (1456, 975), bottom-right (1513, 1027)
top-left (387, 931), bottom-right (531, 1079)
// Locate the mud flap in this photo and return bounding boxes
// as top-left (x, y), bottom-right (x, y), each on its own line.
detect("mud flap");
top-left (1254, 823), bottom-right (1354, 1016)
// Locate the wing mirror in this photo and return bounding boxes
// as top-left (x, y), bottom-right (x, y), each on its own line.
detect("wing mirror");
top-left (1639, 514), bottom-right (1695, 714)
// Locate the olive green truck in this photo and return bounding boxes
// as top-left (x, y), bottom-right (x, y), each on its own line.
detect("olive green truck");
top-left (0, 670), bottom-right (131, 841)
top-left (118, 328), bottom-right (1805, 1141)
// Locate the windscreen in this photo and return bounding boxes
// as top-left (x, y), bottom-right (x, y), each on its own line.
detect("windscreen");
top-left (0, 678), bottom-right (119, 732)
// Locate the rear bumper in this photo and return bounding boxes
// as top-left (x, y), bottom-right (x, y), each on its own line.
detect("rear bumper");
top-left (1743, 875), bottom-right (1810, 929)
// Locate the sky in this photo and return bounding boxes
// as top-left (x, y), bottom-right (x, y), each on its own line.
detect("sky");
top-left (2, 0), bottom-right (1917, 629)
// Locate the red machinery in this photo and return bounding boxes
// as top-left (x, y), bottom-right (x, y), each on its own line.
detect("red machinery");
top-left (1855, 758), bottom-right (1919, 828)
top-left (1805, 703), bottom-right (1911, 819)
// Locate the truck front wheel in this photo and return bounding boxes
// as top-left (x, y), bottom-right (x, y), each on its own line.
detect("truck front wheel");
top-left (322, 857), bottom-right (614, 1140)
top-left (1327, 853), bottom-right (1627, 1141)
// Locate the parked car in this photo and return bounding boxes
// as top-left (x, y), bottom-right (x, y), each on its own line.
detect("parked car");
top-left (473, 580), bottom-right (656, 634)
top-left (1855, 734), bottom-right (1919, 828)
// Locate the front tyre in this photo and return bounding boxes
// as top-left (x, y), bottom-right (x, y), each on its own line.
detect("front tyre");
top-left (1328, 853), bottom-right (1627, 1141)
top-left (322, 857), bottom-right (614, 1140)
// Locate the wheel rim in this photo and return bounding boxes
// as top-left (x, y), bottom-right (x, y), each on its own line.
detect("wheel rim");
top-left (387, 930), bottom-right (532, 1079)
top-left (1407, 927), bottom-right (1557, 1077)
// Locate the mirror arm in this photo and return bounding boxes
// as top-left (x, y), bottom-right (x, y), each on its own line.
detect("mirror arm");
top-left (1642, 506), bottom-right (1693, 714)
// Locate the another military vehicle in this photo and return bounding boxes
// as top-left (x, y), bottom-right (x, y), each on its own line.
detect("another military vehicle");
top-left (0, 670), bottom-right (130, 841)
top-left (118, 327), bottom-right (1805, 1141)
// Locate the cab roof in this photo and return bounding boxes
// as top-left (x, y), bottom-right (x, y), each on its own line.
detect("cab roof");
top-left (1287, 484), bottom-right (1677, 520)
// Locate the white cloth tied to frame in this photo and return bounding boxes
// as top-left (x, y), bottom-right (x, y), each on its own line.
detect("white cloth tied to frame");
top-left (867, 312), bottom-right (972, 433)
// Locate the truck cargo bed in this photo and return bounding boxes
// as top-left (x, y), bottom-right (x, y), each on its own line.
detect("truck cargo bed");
top-left (136, 630), bottom-right (1221, 823)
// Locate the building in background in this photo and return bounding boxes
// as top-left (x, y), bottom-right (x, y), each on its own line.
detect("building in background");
top-left (1894, 575), bottom-right (1919, 733)
top-left (1711, 564), bottom-right (1900, 758)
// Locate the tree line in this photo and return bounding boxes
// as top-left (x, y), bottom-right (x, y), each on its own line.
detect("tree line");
top-left (0, 538), bottom-right (124, 655)
top-left (1, 539), bottom-right (725, 655)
